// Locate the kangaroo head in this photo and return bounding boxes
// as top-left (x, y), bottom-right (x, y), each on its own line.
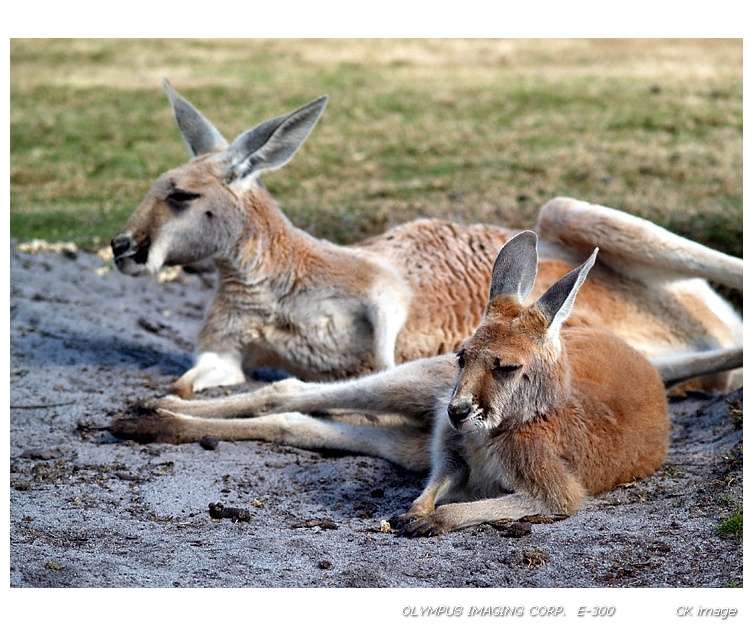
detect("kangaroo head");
top-left (447, 230), bottom-right (598, 432)
top-left (111, 80), bottom-right (328, 276)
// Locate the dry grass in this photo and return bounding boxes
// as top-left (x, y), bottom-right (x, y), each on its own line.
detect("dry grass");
top-left (11, 39), bottom-right (741, 84)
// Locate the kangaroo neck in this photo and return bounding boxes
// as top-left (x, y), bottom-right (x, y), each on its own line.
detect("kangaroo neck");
top-left (213, 186), bottom-right (328, 294)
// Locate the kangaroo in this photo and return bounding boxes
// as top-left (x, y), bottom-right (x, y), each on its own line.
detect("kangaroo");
top-left (390, 232), bottom-right (669, 535)
top-left (111, 81), bottom-right (743, 398)
top-left (111, 233), bottom-right (739, 534)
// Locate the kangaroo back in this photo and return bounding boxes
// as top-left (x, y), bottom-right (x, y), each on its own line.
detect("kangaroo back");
top-left (556, 327), bottom-right (669, 494)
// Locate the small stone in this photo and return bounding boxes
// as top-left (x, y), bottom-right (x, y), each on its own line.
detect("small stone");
top-left (199, 435), bottom-right (219, 450)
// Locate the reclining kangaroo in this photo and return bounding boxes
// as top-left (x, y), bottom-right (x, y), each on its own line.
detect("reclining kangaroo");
top-left (391, 232), bottom-right (669, 535)
top-left (111, 81), bottom-right (743, 397)
top-left (113, 232), bottom-right (740, 534)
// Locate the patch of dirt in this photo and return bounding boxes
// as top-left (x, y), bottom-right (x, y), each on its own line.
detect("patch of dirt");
top-left (9, 243), bottom-right (743, 594)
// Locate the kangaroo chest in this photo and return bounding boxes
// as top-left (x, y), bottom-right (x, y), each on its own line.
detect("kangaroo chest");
top-left (231, 290), bottom-right (376, 379)
top-left (458, 434), bottom-right (519, 500)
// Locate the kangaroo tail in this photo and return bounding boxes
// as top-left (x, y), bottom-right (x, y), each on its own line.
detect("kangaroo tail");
top-left (651, 347), bottom-right (742, 389)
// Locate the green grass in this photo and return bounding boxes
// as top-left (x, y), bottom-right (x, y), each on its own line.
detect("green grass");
top-left (10, 38), bottom-right (742, 257)
top-left (716, 513), bottom-right (742, 540)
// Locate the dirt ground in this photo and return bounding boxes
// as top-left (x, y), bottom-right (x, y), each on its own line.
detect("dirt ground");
top-left (8, 242), bottom-right (744, 605)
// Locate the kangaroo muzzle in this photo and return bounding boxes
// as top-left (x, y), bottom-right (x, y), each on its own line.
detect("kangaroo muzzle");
top-left (447, 394), bottom-right (474, 429)
top-left (111, 232), bottom-right (151, 275)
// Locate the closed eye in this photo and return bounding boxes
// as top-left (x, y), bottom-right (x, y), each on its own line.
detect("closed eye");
top-left (492, 359), bottom-right (522, 375)
top-left (167, 190), bottom-right (200, 209)
top-left (456, 349), bottom-right (465, 369)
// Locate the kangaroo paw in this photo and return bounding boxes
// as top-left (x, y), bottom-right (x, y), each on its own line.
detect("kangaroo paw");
top-left (110, 406), bottom-right (186, 444)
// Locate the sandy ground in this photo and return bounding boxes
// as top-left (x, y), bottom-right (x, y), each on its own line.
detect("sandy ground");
top-left (8, 242), bottom-right (744, 607)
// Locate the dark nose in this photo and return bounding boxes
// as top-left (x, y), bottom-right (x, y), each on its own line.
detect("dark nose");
top-left (111, 234), bottom-right (132, 258)
top-left (447, 396), bottom-right (472, 426)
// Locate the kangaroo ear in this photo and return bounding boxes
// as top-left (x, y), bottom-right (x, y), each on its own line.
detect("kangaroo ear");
top-left (163, 79), bottom-right (229, 156)
top-left (489, 230), bottom-right (539, 304)
top-left (535, 248), bottom-right (598, 337)
top-left (224, 95), bottom-right (329, 184)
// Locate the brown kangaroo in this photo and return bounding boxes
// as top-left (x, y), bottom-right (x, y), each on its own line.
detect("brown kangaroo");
top-left (390, 231), bottom-right (669, 535)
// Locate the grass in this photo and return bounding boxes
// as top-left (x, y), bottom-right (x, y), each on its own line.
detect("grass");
top-left (727, 397), bottom-right (743, 429)
top-left (10, 39), bottom-right (742, 259)
top-left (716, 513), bottom-right (742, 540)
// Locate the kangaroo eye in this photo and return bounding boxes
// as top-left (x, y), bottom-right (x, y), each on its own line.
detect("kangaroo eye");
top-left (456, 349), bottom-right (466, 369)
top-left (493, 359), bottom-right (521, 375)
top-left (167, 190), bottom-right (200, 209)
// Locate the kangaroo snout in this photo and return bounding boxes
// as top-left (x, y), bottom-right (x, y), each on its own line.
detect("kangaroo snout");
top-left (447, 394), bottom-right (474, 428)
top-left (111, 233), bottom-right (133, 258)
top-left (111, 232), bottom-right (151, 275)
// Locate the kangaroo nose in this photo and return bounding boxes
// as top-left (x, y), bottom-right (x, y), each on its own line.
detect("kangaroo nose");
top-left (111, 234), bottom-right (132, 258)
top-left (447, 396), bottom-right (472, 427)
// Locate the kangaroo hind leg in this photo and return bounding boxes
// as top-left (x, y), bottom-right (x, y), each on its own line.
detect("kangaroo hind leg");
top-left (151, 355), bottom-right (456, 424)
top-left (110, 409), bottom-right (432, 472)
top-left (537, 197), bottom-right (742, 289)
